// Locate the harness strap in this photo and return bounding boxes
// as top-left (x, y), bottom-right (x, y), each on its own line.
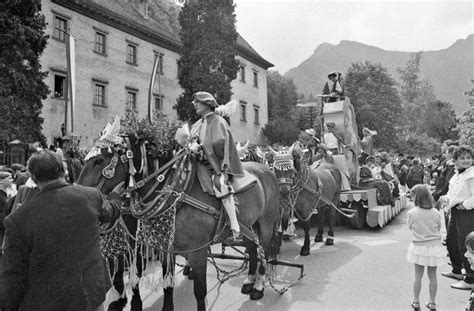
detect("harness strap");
top-left (179, 193), bottom-right (221, 219)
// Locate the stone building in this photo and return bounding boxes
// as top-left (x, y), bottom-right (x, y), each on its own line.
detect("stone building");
top-left (41, 0), bottom-right (273, 148)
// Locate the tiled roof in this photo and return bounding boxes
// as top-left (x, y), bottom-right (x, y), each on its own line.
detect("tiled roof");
top-left (51, 0), bottom-right (273, 69)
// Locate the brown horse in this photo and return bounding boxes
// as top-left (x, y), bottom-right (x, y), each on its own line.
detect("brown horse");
top-left (77, 130), bottom-right (281, 311)
top-left (271, 145), bottom-right (342, 256)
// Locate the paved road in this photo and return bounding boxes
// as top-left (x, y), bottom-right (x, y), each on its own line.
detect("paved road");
top-left (109, 199), bottom-right (468, 311)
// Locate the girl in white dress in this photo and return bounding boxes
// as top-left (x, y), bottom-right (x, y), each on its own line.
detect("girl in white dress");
top-left (407, 184), bottom-right (447, 311)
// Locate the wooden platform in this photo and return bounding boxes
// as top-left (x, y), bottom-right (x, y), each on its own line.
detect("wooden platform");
top-left (340, 190), bottom-right (407, 229)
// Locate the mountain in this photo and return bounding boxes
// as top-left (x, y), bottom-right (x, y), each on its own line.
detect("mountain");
top-left (284, 35), bottom-right (473, 115)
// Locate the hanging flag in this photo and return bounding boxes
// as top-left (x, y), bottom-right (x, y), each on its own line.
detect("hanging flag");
top-left (66, 34), bottom-right (76, 134)
top-left (148, 53), bottom-right (160, 123)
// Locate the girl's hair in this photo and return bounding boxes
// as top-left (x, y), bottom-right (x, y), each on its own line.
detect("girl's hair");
top-left (411, 184), bottom-right (434, 209)
top-left (465, 232), bottom-right (474, 251)
top-left (453, 146), bottom-right (472, 160)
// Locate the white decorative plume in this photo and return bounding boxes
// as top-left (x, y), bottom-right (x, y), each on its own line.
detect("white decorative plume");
top-left (85, 115), bottom-right (123, 161)
top-left (215, 99), bottom-right (238, 117)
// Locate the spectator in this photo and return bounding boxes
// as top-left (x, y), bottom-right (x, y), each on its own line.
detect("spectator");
top-left (463, 232), bottom-right (474, 310)
top-left (407, 184), bottom-right (446, 311)
top-left (0, 171), bottom-right (13, 257)
top-left (0, 150), bottom-right (124, 310)
top-left (407, 159), bottom-right (425, 189)
top-left (439, 147), bottom-right (474, 290)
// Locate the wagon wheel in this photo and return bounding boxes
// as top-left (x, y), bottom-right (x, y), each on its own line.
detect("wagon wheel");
top-left (350, 201), bottom-right (367, 229)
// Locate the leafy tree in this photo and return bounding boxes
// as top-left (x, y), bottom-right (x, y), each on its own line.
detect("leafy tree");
top-left (267, 70), bottom-right (298, 120)
top-left (420, 100), bottom-right (458, 142)
top-left (264, 70), bottom-right (301, 144)
top-left (262, 118), bottom-right (300, 146)
top-left (458, 80), bottom-right (474, 148)
top-left (397, 52), bottom-right (437, 134)
top-left (397, 133), bottom-right (441, 157)
top-left (345, 61), bottom-right (402, 150)
top-left (175, 0), bottom-right (239, 122)
top-left (0, 0), bottom-right (49, 144)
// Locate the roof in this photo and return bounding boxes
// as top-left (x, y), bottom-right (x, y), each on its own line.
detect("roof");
top-left (51, 0), bottom-right (273, 69)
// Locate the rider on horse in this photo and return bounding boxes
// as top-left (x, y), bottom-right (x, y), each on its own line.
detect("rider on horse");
top-left (189, 91), bottom-right (245, 241)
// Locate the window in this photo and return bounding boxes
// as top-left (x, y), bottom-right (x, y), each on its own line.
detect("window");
top-left (154, 94), bottom-right (164, 110)
top-left (126, 89), bottom-right (137, 109)
top-left (240, 101), bottom-right (247, 122)
top-left (253, 70), bottom-right (258, 88)
top-left (53, 74), bottom-right (66, 98)
top-left (94, 31), bottom-right (106, 55)
top-left (53, 16), bottom-right (67, 41)
top-left (94, 84), bottom-right (105, 106)
top-left (254, 106), bottom-right (260, 124)
top-left (126, 44), bottom-right (137, 65)
top-left (239, 65), bottom-right (246, 83)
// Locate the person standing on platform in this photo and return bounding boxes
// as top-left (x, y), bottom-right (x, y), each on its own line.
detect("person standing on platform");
top-left (323, 72), bottom-right (344, 103)
top-left (322, 122), bottom-right (346, 155)
top-left (361, 127), bottom-right (377, 157)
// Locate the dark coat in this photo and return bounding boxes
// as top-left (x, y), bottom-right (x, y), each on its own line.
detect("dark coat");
top-left (0, 179), bottom-right (121, 310)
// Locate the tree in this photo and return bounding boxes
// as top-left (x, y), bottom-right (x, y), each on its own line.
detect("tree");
top-left (175, 0), bottom-right (239, 122)
top-left (0, 0), bottom-right (49, 144)
top-left (263, 70), bottom-right (300, 145)
top-left (420, 100), bottom-right (458, 142)
top-left (397, 52), bottom-right (437, 134)
top-left (458, 80), bottom-right (474, 148)
top-left (345, 61), bottom-right (402, 150)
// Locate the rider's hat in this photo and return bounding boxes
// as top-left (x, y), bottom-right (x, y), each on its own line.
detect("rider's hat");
top-left (305, 128), bottom-right (320, 143)
top-left (328, 72), bottom-right (337, 78)
top-left (193, 91), bottom-right (218, 108)
top-left (326, 122), bottom-right (336, 128)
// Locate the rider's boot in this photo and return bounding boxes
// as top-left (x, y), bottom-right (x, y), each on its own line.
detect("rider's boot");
top-left (222, 194), bottom-right (241, 241)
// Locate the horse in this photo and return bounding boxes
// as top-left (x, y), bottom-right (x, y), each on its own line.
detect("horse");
top-left (77, 123), bottom-right (282, 311)
top-left (270, 144), bottom-right (342, 256)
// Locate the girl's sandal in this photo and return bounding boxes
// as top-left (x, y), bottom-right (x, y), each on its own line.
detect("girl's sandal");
top-left (411, 301), bottom-right (420, 311)
top-left (426, 302), bottom-right (437, 310)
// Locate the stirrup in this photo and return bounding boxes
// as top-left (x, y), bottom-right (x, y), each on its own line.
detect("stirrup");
top-left (410, 301), bottom-right (420, 311)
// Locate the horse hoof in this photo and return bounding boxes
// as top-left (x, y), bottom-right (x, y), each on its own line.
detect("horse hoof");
top-left (282, 234), bottom-right (290, 241)
top-left (241, 283), bottom-right (254, 294)
top-left (130, 293), bottom-right (142, 311)
top-left (183, 266), bottom-right (191, 276)
top-left (108, 297), bottom-right (127, 311)
top-left (300, 248), bottom-right (310, 256)
top-left (314, 235), bottom-right (323, 242)
top-left (250, 288), bottom-right (264, 300)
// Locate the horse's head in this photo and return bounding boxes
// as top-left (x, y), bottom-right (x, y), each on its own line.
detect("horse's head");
top-left (76, 117), bottom-right (130, 194)
top-left (269, 143), bottom-right (301, 197)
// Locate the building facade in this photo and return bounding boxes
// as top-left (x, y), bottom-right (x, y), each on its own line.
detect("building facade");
top-left (40, 0), bottom-right (273, 148)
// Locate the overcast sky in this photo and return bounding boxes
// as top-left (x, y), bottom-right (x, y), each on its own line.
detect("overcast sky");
top-left (234, 0), bottom-right (473, 73)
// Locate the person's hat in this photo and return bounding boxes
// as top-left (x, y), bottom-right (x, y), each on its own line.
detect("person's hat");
top-left (305, 128), bottom-right (316, 137)
top-left (328, 72), bottom-right (337, 78)
top-left (317, 143), bottom-right (328, 151)
top-left (193, 91), bottom-right (218, 108)
top-left (304, 128), bottom-right (320, 143)
top-left (0, 171), bottom-right (12, 180)
top-left (326, 122), bottom-right (336, 128)
top-left (366, 156), bottom-right (375, 162)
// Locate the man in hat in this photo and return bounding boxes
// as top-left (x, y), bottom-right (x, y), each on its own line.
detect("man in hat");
top-left (323, 72), bottom-right (344, 103)
top-left (189, 91), bottom-right (245, 241)
top-left (302, 128), bottom-right (320, 165)
top-left (322, 122), bottom-right (346, 155)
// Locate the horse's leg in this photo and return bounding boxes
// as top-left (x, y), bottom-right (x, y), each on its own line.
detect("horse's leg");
top-left (314, 206), bottom-right (324, 242)
top-left (300, 219), bottom-right (311, 256)
top-left (108, 256), bottom-right (128, 311)
top-left (325, 204), bottom-right (335, 245)
top-left (130, 247), bottom-right (143, 311)
top-left (161, 253), bottom-right (175, 311)
top-left (250, 260), bottom-right (266, 300)
top-left (241, 239), bottom-right (257, 294)
top-left (189, 250), bottom-right (208, 311)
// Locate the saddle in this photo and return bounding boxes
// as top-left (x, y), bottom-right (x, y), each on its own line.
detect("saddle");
top-left (195, 163), bottom-right (257, 196)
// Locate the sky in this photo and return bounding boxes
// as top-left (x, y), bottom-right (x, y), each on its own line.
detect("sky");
top-left (234, 0), bottom-right (473, 73)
